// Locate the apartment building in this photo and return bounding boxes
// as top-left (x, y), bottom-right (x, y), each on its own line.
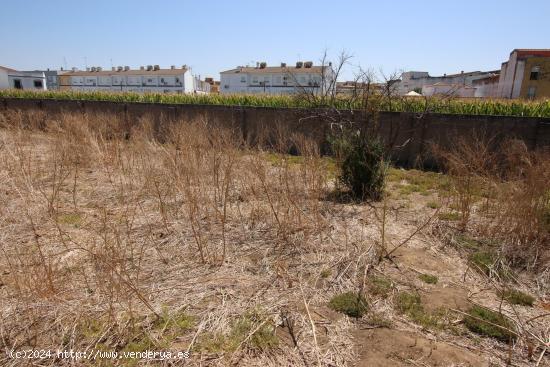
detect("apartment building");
top-left (220, 61), bottom-right (335, 95)
top-left (59, 65), bottom-right (210, 94)
top-left (497, 49), bottom-right (550, 99)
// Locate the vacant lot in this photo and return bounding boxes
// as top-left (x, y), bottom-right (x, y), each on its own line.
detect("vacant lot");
top-left (0, 111), bottom-right (548, 366)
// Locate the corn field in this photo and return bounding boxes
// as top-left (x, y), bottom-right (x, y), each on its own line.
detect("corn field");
top-left (1, 89), bottom-right (549, 117)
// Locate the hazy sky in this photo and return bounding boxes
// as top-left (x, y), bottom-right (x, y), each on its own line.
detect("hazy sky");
top-left (1, 0), bottom-right (548, 80)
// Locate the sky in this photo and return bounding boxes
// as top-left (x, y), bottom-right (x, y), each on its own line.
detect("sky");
top-left (1, 0), bottom-right (549, 80)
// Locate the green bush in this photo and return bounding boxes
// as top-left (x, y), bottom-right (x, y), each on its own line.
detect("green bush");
top-left (330, 130), bottom-right (387, 200)
top-left (329, 291), bottom-right (369, 318)
top-left (464, 306), bottom-right (517, 343)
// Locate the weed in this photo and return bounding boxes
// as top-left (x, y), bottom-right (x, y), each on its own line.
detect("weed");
top-left (57, 213), bottom-right (82, 227)
top-left (497, 289), bottom-right (535, 307)
top-left (469, 251), bottom-right (493, 274)
top-left (329, 292), bottom-right (369, 318)
top-left (418, 274), bottom-right (438, 284)
top-left (463, 306), bottom-right (517, 343)
top-left (426, 201), bottom-right (441, 209)
top-left (320, 269), bottom-right (332, 279)
top-left (368, 276), bottom-right (393, 298)
top-left (394, 292), bottom-right (445, 329)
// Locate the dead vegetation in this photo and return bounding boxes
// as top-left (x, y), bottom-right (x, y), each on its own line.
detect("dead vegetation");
top-left (0, 109), bottom-right (548, 366)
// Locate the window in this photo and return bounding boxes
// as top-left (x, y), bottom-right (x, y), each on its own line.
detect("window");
top-left (240, 76), bottom-right (246, 83)
top-left (33, 80), bottom-right (43, 88)
top-left (252, 76), bottom-right (258, 84)
top-left (275, 76), bottom-right (282, 85)
top-left (148, 78), bottom-right (153, 83)
top-left (264, 76), bottom-right (270, 84)
top-left (13, 79), bottom-right (22, 89)
top-left (300, 76), bottom-right (306, 84)
top-left (527, 86), bottom-right (536, 99)
top-left (176, 78), bottom-right (180, 84)
top-left (530, 66), bottom-right (540, 80)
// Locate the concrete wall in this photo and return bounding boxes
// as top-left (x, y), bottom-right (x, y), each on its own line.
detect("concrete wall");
top-left (1, 97), bottom-right (549, 168)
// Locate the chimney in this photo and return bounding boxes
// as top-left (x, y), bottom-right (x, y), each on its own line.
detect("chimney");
top-left (304, 61), bottom-right (313, 68)
top-left (260, 62), bottom-right (267, 69)
top-left (140, 66), bottom-right (145, 70)
top-left (117, 66), bottom-right (123, 72)
top-left (171, 65), bottom-right (176, 70)
top-left (147, 65), bottom-right (153, 71)
top-left (281, 62), bottom-right (286, 67)
top-left (296, 61), bottom-right (303, 68)
top-left (124, 66), bottom-right (130, 71)
top-left (87, 67), bottom-right (91, 72)
top-left (154, 65), bottom-right (160, 71)
top-left (97, 67), bottom-right (102, 71)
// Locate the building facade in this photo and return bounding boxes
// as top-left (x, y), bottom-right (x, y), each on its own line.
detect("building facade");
top-left (0, 66), bottom-right (47, 90)
top-left (220, 62), bottom-right (335, 95)
top-left (422, 83), bottom-right (476, 97)
top-left (472, 74), bottom-right (500, 98)
top-left (59, 65), bottom-right (209, 94)
top-left (497, 49), bottom-right (550, 99)
top-left (397, 70), bottom-right (498, 96)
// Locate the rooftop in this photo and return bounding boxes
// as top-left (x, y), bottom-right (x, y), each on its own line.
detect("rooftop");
top-left (512, 49), bottom-right (550, 58)
top-left (62, 67), bottom-right (188, 77)
top-left (221, 64), bottom-right (325, 74)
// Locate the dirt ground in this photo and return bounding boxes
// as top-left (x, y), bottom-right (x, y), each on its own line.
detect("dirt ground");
top-left (0, 116), bottom-right (548, 366)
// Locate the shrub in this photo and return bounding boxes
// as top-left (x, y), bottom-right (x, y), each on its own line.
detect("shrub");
top-left (330, 129), bottom-right (387, 200)
top-left (464, 306), bottom-right (517, 343)
top-left (329, 292), bottom-right (369, 318)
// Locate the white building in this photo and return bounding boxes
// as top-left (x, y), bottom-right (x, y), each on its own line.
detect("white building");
top-left (0, 66), bottom-right (47, 90)
top-left (220, 61), bottom-right (335, 95)
top-left (397, 70), bottom-right (498, 96)
top-left (59, 65), bottom-right (209, 94)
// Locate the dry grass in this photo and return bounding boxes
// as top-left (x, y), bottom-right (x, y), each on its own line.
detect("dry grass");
top-left (0, 109), bottom-right (548, 366)
top-left (0, 110), bottom-right (383, 366)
